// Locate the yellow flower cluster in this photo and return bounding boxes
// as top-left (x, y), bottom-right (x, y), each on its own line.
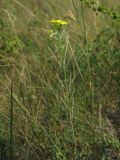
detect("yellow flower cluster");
top-left (49, 19), bottom-right (68, 25)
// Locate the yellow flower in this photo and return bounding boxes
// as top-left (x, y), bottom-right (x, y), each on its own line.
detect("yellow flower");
top-left (49, 19), bottom-right (68, 25)
top-left (48, 29), bottom-right (57, 37)
top-left (48, 29), bottom-right (54, 34)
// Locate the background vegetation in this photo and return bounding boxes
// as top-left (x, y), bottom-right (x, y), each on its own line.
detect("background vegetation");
top-left (0, 0), bottom-right (120, 159)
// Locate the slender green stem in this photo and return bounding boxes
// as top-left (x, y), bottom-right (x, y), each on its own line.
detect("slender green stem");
top-left (10, 79), bottom-right (14, 160)
top-left (80, 2), bottom-right (87, 45)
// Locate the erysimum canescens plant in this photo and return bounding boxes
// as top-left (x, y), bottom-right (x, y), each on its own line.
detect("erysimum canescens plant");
top-left (48, 19), bottom-right (69, 56)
